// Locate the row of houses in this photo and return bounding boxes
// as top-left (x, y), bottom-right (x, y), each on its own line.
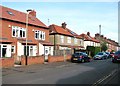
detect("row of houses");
top-left (0, 5), bottom-right (119, 67)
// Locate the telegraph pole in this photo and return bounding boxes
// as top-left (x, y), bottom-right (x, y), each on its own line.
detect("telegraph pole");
top-left (99, 25), bottom-right (101, 51)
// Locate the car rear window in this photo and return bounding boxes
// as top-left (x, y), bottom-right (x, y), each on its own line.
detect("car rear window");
top-left (74, 53), bottom-right (82, 55)
top-left (97, 53), bottom-right (103, 55)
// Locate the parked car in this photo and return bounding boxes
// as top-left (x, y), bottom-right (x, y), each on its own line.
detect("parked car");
top-left (110, 52), bottom-right (115, 58)
top-left (105, 52), bottom-right (110, 58)
top-left (93, 52), bottom-right (108, 60)
top-left (112, 50), bottom-right (120, 63)
top-left (71, 52), bottom-right (91, 63)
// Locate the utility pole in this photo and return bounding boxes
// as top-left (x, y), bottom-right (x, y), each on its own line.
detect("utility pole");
top-left (99, 25), bottom-right (101, 51)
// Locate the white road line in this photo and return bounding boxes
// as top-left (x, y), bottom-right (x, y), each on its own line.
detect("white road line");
top-left (92, 69), bottom-right (117, 86)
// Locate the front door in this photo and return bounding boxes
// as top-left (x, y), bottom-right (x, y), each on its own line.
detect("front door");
top-left (44, 47), bottom-right (49, 62)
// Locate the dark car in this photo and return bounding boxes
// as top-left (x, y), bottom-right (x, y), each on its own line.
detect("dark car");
top-left (112, 50), bottom-right (120, 63)
top-left (93, 52), bottom-right (107, 60)
top-left (110, 52), bottom-right (115, 58)
top-left (71, 52), bottom-right (91, 63)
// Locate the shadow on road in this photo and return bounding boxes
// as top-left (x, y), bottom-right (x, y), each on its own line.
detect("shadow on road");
top-left (55, 59), bottom-right (120, 85)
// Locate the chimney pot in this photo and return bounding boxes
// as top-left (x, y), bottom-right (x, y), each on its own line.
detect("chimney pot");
top-left (87, 32), bottom-right (90, 36)
top-left (29, 10), bottom-right (36, 17)
top-left (61, 22), bottom-right (67, 29)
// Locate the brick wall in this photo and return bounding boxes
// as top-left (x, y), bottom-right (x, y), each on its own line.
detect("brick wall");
top-left (21, 56), bottom-right (44, 65)
top-left (48, 55), bottom-right (71, 63)
top-left (0, 58), bottom-right (14, 68)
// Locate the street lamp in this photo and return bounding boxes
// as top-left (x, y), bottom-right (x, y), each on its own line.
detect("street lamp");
top-left (25, 9), bottom-right (32, 65)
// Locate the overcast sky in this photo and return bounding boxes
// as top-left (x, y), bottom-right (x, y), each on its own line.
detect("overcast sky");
top-left (1, 2), bottom-right (118, 42)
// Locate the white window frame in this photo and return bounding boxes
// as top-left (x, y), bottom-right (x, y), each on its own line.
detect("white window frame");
top-left (74, 38), bottom-right (77, 44)
top-left (61, 36), bottom-right (64, 43)
top-left (12, 27), bottom-right (16, 37)
top-left (29, 46), bottom-right (33, 56)
top-left (35, 30), bottom-right (45, 40)
top-left (0, 44), bottom-right (11, 58)
top-left (67, 37), bottom-right (71, 43)
top-left (12, 26), bottom-right (26, 38)
top-left (42, 32), bottom-right (45, 40)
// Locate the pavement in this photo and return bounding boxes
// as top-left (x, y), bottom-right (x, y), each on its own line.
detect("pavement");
top-left (2, 61), bottom-right (74, 76)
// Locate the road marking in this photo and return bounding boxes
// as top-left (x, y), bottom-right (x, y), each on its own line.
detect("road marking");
top-left (92, 69), bottom-right (117, 86)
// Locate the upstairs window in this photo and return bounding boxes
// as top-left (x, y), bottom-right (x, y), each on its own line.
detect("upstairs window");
top-left (12, 26), bottom-right (26, 38)
top-left (67, 37), bottom-right (71, 43)
top-left (35, 30), bottom-right (45, 40)
top-left (74, 38), bottom-right (77, 44)
top-left (60, 36), bottom-right (64, 43)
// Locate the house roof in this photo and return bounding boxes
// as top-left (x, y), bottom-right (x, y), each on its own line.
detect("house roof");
top-left (49, 24), bottom-right (73, 37)
top-left (79, 33), bottom-right (100, 43)
top-left (1, 5), bottom-right (47, 28)
top-left (66, 29), bottom-right (82, 39)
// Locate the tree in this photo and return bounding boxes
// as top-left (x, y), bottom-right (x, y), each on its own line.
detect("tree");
top-left (101, 42), bottom-right (108, 52)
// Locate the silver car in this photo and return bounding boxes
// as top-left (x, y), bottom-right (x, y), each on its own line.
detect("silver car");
top-left (94, 52), bottom-right (107, 60)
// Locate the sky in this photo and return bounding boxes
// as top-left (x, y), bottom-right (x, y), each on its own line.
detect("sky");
top-left (1, 2), bottom-right (118, 42)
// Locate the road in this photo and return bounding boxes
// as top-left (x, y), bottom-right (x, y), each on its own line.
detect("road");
top-left (2, 58), bottom-right (120, 85)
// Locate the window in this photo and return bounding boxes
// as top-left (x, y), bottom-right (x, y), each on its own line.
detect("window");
top-left (61, 36), bottom-right (64, 43)
top-left (12, 26), bottom-right (26, 38)
top-left (2, 45), bottom-right (7, 57)
top-left (42, 32), bottom-right (45, 40)
top-left (74, 38), bottom-right (77, 44)
top-left (30, 46), bottom-right (33, 56)
top-left (12, 28), bottom-right (16, 37)
top-left (11, 46), bottom-right (15, 53)
top-left (67, 37), bottom-right (71, 43)
top-left (35, 30), bottom-right (45, 40)
top-left (24, 45), bottom-right (34, 56)
top-left (7, 11), bottom-right (14, 16)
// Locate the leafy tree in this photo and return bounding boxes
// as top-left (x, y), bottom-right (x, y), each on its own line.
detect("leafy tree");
top-left (101, 42), bottom-right (108, 52)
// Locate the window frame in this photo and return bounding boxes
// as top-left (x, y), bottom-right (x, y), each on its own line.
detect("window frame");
top-left (67, 37), bottom-right (71, 43)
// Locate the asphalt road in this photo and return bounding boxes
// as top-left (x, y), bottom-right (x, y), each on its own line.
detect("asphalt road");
top-left (2, 58), bottom-right (120, 85)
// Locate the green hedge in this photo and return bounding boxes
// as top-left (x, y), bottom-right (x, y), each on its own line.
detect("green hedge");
top-left (87, 46), bottom-right (100, 57)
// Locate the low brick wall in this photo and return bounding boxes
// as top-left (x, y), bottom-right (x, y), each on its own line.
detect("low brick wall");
top-left (48, 55), bottom-right (71, 63)
top-left (0, 58), bottom-right (14, 68)
top-left (21, 56), bottom-right (44, 65)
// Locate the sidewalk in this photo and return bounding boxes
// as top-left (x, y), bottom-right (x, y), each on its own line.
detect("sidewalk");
top-left (2, 61), bottom-right (73, 76)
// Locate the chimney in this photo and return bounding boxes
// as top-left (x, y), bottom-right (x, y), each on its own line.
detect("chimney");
top-left (95, 33), bottom-right (100, 37)
top-left (100, 35), bottom-right (104, 38)
top-left (87, 32), bottom-right (90, 36)
top-left (29, 10), bottom-right (36, 17)
top-left (61, 22), bottom-right (67, 29)
top-left (104, 37), bottom-right (107, 39)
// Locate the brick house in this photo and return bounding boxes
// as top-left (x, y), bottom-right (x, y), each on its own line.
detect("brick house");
top-left (49, 22), bottom-right (84, 55)
top-left (79, 32), bottom-right (100, 49)
top-left (0, 5), bottom-right (53, 65)
top-left (95, 33), bottom-right (119, 52)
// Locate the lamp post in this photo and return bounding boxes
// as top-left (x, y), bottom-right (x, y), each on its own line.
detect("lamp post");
top-left (25, 9), bottom-right (32, 65)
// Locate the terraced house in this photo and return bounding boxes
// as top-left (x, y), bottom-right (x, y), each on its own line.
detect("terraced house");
top-left (49, 22), bottom-right (84, 56)
top-left (0, 5), bottom-right (53, 67)
top-left (95, 33), bottom-right (119, 52)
